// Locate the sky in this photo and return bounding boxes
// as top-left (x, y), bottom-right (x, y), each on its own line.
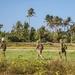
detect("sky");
top-left (0, 0), bottom-right (75, 32)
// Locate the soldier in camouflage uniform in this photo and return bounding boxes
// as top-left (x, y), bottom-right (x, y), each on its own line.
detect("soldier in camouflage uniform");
top-left (35, 40), bottom-right (44, 60)
top-left (0, 40), bottom-right (6, 57)
top-left (59, 39), bottom-right (67, 60)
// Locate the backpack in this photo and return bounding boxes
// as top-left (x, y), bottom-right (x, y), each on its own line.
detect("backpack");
top-left (63, 44), bottom-right (67, 50)
top-left (1, 42), bottom-right (6, 50)
top-left (40, 44), bottom-right (44, 50)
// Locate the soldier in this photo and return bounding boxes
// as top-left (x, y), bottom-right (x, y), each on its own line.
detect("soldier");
top-left (1, 35), bottom-right (5, 42)
top-left (0, 39), bottom-right (6, 57)
top-left (59, 39), bottom-right (67, 60)
top-left (35, 40), bottom-right (44, 60)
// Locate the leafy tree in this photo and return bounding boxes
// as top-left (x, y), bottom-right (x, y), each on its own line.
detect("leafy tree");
top-left (37, 26), bottom-right (45, 41)
top-left (43, 29), bottom-right (51, 42)
top-left (23, 22), bottom-right (29, 42)
top-left (10, 21), bottom-right (23, 42)
top-left (57, 29), bottom-right (63, 41)
top-left (69, 23), bottom-right (75, 43)
top-left (16, 21), bottom-right (23, 32)
top-left (15, 21), bottom-right (23, 41)
top-left (30, 27), bottom-right (36, 42)
top-left (37, 26), bottom-right (51, 42)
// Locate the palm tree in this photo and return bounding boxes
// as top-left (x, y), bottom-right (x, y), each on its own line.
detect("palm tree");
top-left (63, 17), bottom-right (71, 31)
top-left (45, 14), bottom-right (54, 32)
top-left (53, 16), bottom-right (62, 32)
top-left (27, 8), bottom-right (36, 42)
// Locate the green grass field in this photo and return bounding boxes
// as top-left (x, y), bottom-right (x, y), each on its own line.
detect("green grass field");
top-left (1, 49), bottom-right (75, 63)
top-left (0, 49), bottom-right (75, 75)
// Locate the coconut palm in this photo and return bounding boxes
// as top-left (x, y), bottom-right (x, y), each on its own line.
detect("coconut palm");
top-left (27, 8), bottom-right (36, 42)
top-left (53, 16), bottom-right (62, 32)
top-left (45, 14), bottom-right (54, 32)
top-left (27, 8), bottom-right (35, 26)
top-left (63, 17), bottom-right (71, 31)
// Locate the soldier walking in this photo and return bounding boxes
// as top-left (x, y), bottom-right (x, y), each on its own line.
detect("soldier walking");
top-left (0, 37), bottom-right (6, 57)
top-left (59, 39), bottom-right (67, 60)
top-left (35, 40), bottom-right (44, 60)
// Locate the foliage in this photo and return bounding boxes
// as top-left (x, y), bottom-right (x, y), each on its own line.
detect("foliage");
top-left (0, 57), bottom-right (75, 75)
top-left (0, 50), bottom-right (75, 75)
top-left (0, 12), bottom-right (75, 43)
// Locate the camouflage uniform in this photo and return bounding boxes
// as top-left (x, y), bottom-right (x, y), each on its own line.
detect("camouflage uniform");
top-left (35, 40), bottom-right (44, 59)
top-left (59, 39), bottom-right (67, 60)
top-left (1, 41), bottom-right (6, 57)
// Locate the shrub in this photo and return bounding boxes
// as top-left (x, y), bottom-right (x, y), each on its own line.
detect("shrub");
top-left (0, 57), bottom-right (75, 75)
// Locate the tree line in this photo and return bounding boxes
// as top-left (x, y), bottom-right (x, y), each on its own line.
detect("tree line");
top-left (0, 8), bottom-right (75, 43)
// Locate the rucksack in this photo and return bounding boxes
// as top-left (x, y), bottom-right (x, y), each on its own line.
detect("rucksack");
top-left (63, 44), bottom-right (67, 50)
top-left (40, 44), bottom-right (44, 50)
top-left (1, 42), bottom-right (6, 50)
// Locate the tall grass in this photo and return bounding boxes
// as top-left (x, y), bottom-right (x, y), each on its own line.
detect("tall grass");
top-left (0, 50), bottom-right (75, 75)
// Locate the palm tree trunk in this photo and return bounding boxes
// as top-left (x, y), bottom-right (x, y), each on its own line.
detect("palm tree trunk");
top-left (29, 16), bottom-right (30, 43)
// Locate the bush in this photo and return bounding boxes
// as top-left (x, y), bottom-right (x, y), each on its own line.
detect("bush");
top-left (0, 57), bottom-right (75, 75)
